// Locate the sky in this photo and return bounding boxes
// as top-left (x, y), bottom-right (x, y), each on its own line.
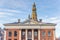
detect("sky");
top-left (0, 0), bottom-right (60, 38)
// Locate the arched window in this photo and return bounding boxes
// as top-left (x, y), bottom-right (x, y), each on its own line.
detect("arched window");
top-left (8, 32), bottom-right (12, 37)
top-left (14, 31), bottom-right (17, 37)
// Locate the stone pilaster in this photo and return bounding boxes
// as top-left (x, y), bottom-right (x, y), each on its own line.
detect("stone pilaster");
top-left (38, 29), bottom-right (40, 40)
top-left (19, 29), bottom-right (21, 40)
top-left (26, 29), bottom-right (27, 40)
top-left (53, 30), bottom-right (55, 40)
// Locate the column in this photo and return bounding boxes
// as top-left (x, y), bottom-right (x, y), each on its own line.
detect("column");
top-left (4, 31), bottom-right (6, 40)
top-left (32, 29), bottom-right (34, 40)
top-left (26, 29), bottom-right (27, 40)
top-left (19, 29), bottom-right (21, 40)
top-left (38, 29), bottom-right (40, 40)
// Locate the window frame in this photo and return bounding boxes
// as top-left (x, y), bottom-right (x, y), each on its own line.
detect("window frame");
top-left (42, 31), bottom-right (46, 37)
top-left (48, 31), bottom-right (51, 37)
top-left (34, 31), bottom-right (38, 37)
top-left (14, 31), bottom-right (17, 37)
top-left (8, 31), bottom-right (12, 37)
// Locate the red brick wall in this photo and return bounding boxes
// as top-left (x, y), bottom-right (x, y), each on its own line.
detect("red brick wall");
top-left (6, 29), bottom-right (20, 40)
top-left (40, 29), bottom-right (55, 40)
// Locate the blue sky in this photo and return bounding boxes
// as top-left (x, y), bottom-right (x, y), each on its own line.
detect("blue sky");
top-left (0, 0), bottom-right (60, 38)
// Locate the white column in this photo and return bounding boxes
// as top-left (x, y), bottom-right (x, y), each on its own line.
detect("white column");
top-left (32, 29), bottom-right (34, 40)
top-left (19, 29), bottom-right (21, 40)
top-left (26, 29), bottom-right (27, 40)
top-left (4, 31), bottom-right (6, 40)
top-left (38, 29), bottom-right (40, 40)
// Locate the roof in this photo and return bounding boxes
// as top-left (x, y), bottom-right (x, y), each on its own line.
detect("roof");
top-left (3, 19), bottom-right (56, 26)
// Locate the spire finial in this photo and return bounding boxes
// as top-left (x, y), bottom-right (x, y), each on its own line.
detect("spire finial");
top-left (33, 2), bottom-right (36, 7)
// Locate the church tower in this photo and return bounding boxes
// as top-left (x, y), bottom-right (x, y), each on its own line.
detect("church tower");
top-left (31, 2), bottom-right (37, 21)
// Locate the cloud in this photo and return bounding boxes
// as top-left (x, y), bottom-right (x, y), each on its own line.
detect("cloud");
top-left (0, 12), bottom-right (13, 16)
top-left (43, 17), bottom-right (60, 23)
top-left (0, 23), bottom-right (4, 28)
top-left (0, 8), bottom-right (23, 13)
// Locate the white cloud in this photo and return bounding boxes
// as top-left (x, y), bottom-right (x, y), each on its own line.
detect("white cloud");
top-left (0, 12), bottom-right (13, 16)
top-left (49, 17), bottom-right (58, 20)
top-left (0, 8), bottom-right (22, 13)
top-left (0, 23), bottom-right (4, 28)
top-left (43, 17), bottom-right (60, 23)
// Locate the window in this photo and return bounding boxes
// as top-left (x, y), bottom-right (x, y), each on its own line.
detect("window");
top-left (28, 29), bottom-right (32, 39)
top-left (14, 31), bottom-right (17, 37)
top-left (28, 31), bottom-right (32, 36)
top-left (22, 31), bottom-right (25, 36)
top-left (22, 29), bottom-right (25, 36)
top-left (8, 32), bottom-right (12, 37)
top-left (34, 31), bottom-right (38, 36)
top-left (42, 31), bottom-right (45, 37)
top-left (48, 31), bottom-right (51, 36)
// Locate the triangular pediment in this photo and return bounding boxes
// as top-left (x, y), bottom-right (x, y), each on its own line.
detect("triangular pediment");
top-left (23, 19), bottom-right (39, 24)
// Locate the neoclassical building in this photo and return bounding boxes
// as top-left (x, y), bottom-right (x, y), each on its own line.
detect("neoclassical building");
top-left (4, 3), bottom-right (56, 40)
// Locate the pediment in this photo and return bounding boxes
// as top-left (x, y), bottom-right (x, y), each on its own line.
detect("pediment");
top-left (23, 19), bottom-right (39, 24)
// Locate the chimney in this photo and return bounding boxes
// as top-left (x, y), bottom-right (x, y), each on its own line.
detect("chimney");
top-left (39, 19), bottom-right (42, 22)
top-left (18, 19), bottom-right (20, 23)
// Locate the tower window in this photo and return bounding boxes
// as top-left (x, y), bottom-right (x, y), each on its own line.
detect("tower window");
top-left (14, 31), bottom-right (17, 37)
top-left (8, 32), bottom-right (12, 37)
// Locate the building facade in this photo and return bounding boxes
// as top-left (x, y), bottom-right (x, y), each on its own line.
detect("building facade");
top-left (0, 28), bottom-right (4, 40)
top-left (4, 3), bottom-right (56, 40)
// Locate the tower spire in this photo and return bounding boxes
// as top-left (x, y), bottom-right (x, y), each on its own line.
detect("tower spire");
top-left (31, 2), bottom-right (37, 21)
